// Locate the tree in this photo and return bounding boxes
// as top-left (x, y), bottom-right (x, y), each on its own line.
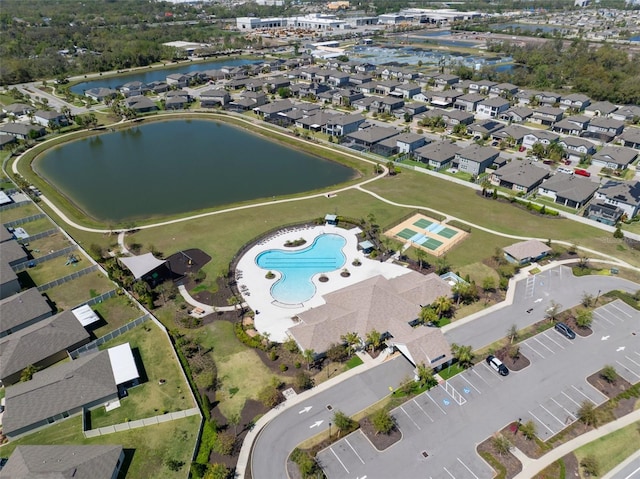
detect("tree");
top-left (519, 420), bottom-right (537, 440)
top-left (227, 295), bottom-right (241, 315)
top-left (577, 400), bottom-right (599, 427)
top-left (303, 349), bottom-right (315, 370)
top-left (451, 343), bottom-right (474, 368)
top-left (416, 363), bottom-right (437, 390)
top-left (371, 408), bottom-right (395, 435)
top-left (340, 331), bottom-right (360, 354)
top-left (580, 455), bottom-right (600, 477)
top-left (581, 292), bottom-right (595, 307)
top-left (435, 255), bottom-right (450, 275)
top-left (326, 343), bottom-right (349, 362)
top-left (419, 306), bottom-right (438, 326)
top-left (20, 364), bottom-right (39, 382)
top-left (333, 410), bottom-right (356, 434)
top-left (213, 431), bottom-right (235, 456)
top-left (164, 458), bottom-right (184, 471)
top-left (482, 276), bottom-right (496, 292)
top-left (433, 296), bottom-right (453, 318)
top-left (415, 248), bottom-right (428, 270)
top-left (295, 371), bottom-right (314, 390)
top-left (545, 300), bottom-right (562, 322)
top-left (600, 365), bottom-right (618, 384)
top-left (531, 141), bottom-right (546, 160)
top-left (507, 324), bottom-right (519, 344)
top-left (203, 464), bottom-right (229, 479)
top-left (576, 310), bottom-right (593, 329)
top-left (228, 412), bottom-right (241, 437)
top-left (365, 329), bottom-right (383, 353)
top-left (492, 434), bottom-right (512, 456)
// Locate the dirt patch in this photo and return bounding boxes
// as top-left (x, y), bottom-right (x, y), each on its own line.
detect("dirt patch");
top-left (360, 416), bottom-right (402, 451)
top-left (500, 422), bottom-right (546, 459)
top-left (586, 371), bottom-right (632, 399)
top-left (477, 435), bottom-right (523, 479)
top-left (495, 346), bottom-right (531, 372)
top-left (563, 452), bottom-right (580, 478)
top-left (611, 396), bottom-right (638, 418)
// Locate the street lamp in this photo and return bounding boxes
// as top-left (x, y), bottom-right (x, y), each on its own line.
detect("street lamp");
top-left (595, 289), bottom-right (601, 305)
top-left (329, 422), bottom-right (332, 438)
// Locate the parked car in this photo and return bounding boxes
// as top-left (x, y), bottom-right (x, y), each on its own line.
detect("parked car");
top-left (486, 355), bottom-right (509, 376)
top-left (518, 146), bottom-right (526, 152)
top-left (555, 322), bottom-right (576, 339)
top-left (574, 168), bottom-right (591, 177)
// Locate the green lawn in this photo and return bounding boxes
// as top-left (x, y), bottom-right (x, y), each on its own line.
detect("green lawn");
top-left (25, 232), bottom-right (73, 258)
top-left (24, 253), bottom-right (90, 285)
top-left (89, 322), bottom-right (195, 428)
top-left (573, 421), bottom-right (640, 478)
top-left (0, 203), bottom-right (41, 223)
top-left (91, 295), bottom-right (144, 338)
top-left (345, 355), bottom-right (364, 370)
top-left (457, 262), bottom-right (500, 285)
top-left (0, 415), bottom-right (200, 479)
top-left (43, 272), bottom-right (115, 311)
top-left (438, 363), bottom-right (465, 380)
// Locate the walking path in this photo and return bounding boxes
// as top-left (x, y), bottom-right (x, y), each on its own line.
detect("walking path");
top-left (513, 409), bottom-right (640, 479)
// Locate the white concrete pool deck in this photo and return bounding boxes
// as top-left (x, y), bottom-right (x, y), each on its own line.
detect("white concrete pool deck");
top-left (235, 224), bottom-right (412, 342)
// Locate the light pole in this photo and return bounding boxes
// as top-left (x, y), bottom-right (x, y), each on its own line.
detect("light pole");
top-left (328, 422), bottom-right (332, 438)
top-left (595, 289), bottom-right (601, 305)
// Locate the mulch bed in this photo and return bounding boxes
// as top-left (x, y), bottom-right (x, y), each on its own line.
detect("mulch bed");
top-left (563, 316), bottom-right (592, 337)
top-left (500, 422), bottom-right (545, 459)
top-left (586, 371), bottom-right (633, 400)
top-left (359, 416), bottom-right (402, 451)
top-left (495, 346), bottom-right (530, 372)
top-left (563, 453), bottom-right (580, 478)
top-left (477, 436), bottom-right (523, 479)
top-left (166, 248), bottom-right (211, 276)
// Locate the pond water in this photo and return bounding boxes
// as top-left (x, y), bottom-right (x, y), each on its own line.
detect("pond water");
top-left (70, 58), bottom-right (258, 94)
top-left (36, 119), bottom-right (356, 223)
top-left (492, 23), bottom-right (564, 34)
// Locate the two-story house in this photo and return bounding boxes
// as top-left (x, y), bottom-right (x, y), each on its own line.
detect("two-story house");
top-left (588, 180), bottom-right (640, 224)
top-left (560, 93), bottom-right (591, 111)
top-left (414, 141), bottom-right (461, 170)
top-left (454, 144), bottom-right (500, 175)
top-left (324, 114), bottom-right (366, 137)
top-left (531, 106), bottom-right (564, 126)
top-left (557, 136), bottom-right (597, 162)
top-left (522, 130), bottom-right (560, 149)
top-left (591, 146), bottom-right (638, 170)
top-left (454, 93), bottom-right (485, 113)
top-left (476, 97), bottom-right (510, 119)
top-left (584, 117), bottom-right (625, 142)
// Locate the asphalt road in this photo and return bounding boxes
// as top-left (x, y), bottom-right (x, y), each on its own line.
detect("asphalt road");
top-left (318, 298), bottom-right (640, 479)
top-left (250, 269), bottom-right (640, 478)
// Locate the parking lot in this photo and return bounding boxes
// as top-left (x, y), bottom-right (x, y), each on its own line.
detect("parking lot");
top-left (319, 299), bottom-right (640, 479)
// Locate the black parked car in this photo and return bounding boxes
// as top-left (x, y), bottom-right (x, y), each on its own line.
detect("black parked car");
top-left (555, 322), bottom-right (576, 339)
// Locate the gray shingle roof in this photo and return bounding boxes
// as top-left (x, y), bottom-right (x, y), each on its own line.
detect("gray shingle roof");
top-left (597, 180), bottom-right (640, 205)
top-left (415, 141), bottom-right (461, 162)
top-left (0, 288), bottom-right (53, 335)
top-left (456, 144), bottom-right (499, 163)
top-left (0, 239), bottom-right (27, 265)
top-left (492, 160), bottom-right (549, 188)
top-left (0, 310), bottom-right (90, 383)
top-left (1, 226), bottom-right (14, 243)
top-left (503, 240), bottom-right (552, 262)
top-left (0, 445), bottom-right (123, 479)
top-left (592, 146), bottom-right (638, 166)
top-left (539, 174), bottom-right (599, 203)
top-left (347, 126), bottom-right (399, 144)
top-left (2, 350), bottom-right (117, 435)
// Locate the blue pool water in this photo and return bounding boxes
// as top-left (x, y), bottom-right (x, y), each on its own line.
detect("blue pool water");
top-left (256, 234), bottom-right (347, 305)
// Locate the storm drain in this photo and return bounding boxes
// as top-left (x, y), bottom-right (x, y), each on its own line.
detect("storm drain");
top-left (421, 451), bottom-right (429, 458)
top-left (326, 404), bottom-right (333, 411)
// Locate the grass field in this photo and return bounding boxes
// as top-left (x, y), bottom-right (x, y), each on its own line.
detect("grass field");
top-left (18, 216), bottom-right (55, 236)
top-left (25, 232), bottom-right (72, 258)
top-left (91, 295), bottom-right (144, 338)
top-left (44, 272), bottom-right (115, 310)
top-left (0, 415), bottom-right (200, 479)
top-left (90, 322), bottom-right (194, 428)
top-left (573, 421), bottom-right (640, 477)
top-left (23, 254), bottom-right (90, 285)
top-left (0, 203), bottom-right (41, 223)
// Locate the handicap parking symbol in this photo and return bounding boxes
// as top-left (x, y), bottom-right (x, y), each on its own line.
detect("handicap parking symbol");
top-left (443, 398), bottom-right (450, 406)
top-left (463, 387), bottom-right (471, 394)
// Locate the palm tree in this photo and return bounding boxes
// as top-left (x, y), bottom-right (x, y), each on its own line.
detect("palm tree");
top-left (340, 332), bottom-right (360, 354)
top-left (545, 300), bottom-right (562, 322)
top-left (365, 329), bottom-right (383, 353)
top-left (419, 306), bottom-right (438, 326)
top-left (303, 349), bottom-right (315, 370)
top-left (415, 248), bottom-right (427, 270)
top-left (433, 296), bottom-right (453, 318)
top-left (451, 343), bottom-right (474, 368)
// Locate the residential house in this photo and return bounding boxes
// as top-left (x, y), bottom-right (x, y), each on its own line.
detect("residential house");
top-left (230, 91), bottom-right (267, 111)
top-left (399, 102), bottom-right (427, 118)
top-left (1, 239), bottom-right (27, 267)
top-left (454, 144), bottom-right (500, 175)
top-left (532, 106), bottom-right (564, 125)
top-left (328, 70), bottom-right (350, 87)
top-left (125, 95), bottom-right (158, 113)
top-left (0, 445), bottom-right (125, 479)
top-left (469, 80), bottom-right (497, 94)
top-left (84, 87), bottom-right (117, 103)
top-left (199, 88), bottom-right (231, 108)
top-left (119, 81), bottom-right (148, 98)
top-left (2, 343), bottom-right (140, 439)
top-left (298, 82), bottom-right (331, 99)
top-left (373, 80), bottom-right (403, 96)
top-left (245, 78), bottom-right (267, 92)
top-left (2, 103), bottom-right (34, 117)
top-left (0, 134), bottom-right (16, 150)
top-left (295, 111), bottom-right (339, 132)
top-left (345, 126), bottom-right (399, 150)
top-left (0, 310), bottom-right (90, 385)
top-left (430, 90), bottom-right (464, 108)
top-left (489, 82), bottom-right (519, 98)
top-left (332, 88), bottom-right (364, 107)
top-left (148, 81), bottom-right (169, 94)
top-left (0, 260), bottom-right (19, 300)
top-left (492, 124), bottom-right (530, 146)
top-left (590, 180), bottom-right (640, 222)
top-left (166, 73), bottom-right (189, 88)
top-left (503, 240), bottom-right (552, 265)
top-left (537, 174), bottom-right (599, 208)
top-left (354, 62), bottom-right (376, 73)
top-left (266, 76), bottom-right (291, 93)
top-left (585, 101), bottom-right (618, 117)
top-left (536, 91), bottom-right (561, 106)
top-left (490, 160), bottom-right (550, 193)
top-left (352, 96), bottom-right (379, 112)
top-left (620, 127), bottom-right (640, 149)
top-left (33, 110), bottom-right (68, 128)
top-left (591, 146), bottom-right (638, 170)
top-left (515, 89), bottom-right (542, 106)
top-left (349, 72), bottom-right (373, 85)
top-left (0, 288), bottom-right (53, 339)
top-left (551, 115), bottom-right (590, 136)
top-left (440, 109), bottom-right (474, 127)
top-left (611, 105), bottom-right (640, 123)
top-left (165, 95), bottom-right (190, 110)
top-left (558, 136), bottom-right (597, 162)
top-left (393, 83), bottom-right (421, 99)
top-left (587, 200), bottom-right (626, 226)
top-left (500, 107), bottom-right (533, 123)
top-left (412, 90), bottom-right (431, 103)
top-left (253, 100), bottom-right (294, 120)
top-left (522, 130), bottom-right (560, 149)
top-left (0, 123), bottom-right (46, 140)
top-left (395, 132), bottom-right (428, 154)
top-left (324, 113), bottom-right (366, 137)
top-left (584, 117), bottom-right (625, 142)
top-left (468, 119), bottom-right (504, 138)
top-left (433, 73), bottom-right (460, 91)
top-left (454, 93), bottom-right (485, 113)
top-left (227, 76), bottom-right (249, 90)
top-left (371, 96), bottom-right (404, 114)
top-left (560, 93), bottom-right (591, 111)
top-left (476, 97), bottom-right (510, 119)
top-left (414, 141), bottom-right (461, 170)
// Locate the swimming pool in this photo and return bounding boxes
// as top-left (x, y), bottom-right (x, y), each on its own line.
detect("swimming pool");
top-left (256, 233), bottom-right (347, 305)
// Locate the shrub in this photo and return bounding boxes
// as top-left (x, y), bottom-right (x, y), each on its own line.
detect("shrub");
top-left (258, 383), bottom-right (281, 408)
top-left (165, 458), bottom-right (184, 471)
top-left (333, 410), bottom-right (357, 435)
top-left (279, 363), bottom-right (288, 372)
top-left (290, 448), bottom-right (322, 478)
top-left (371, 408), bottom-right (395, 435)
top-left (519, 420), bottom-right (537, 440)
top-left (581, 455), bottom-right (600, 477)
top-left (576, 310), bottom-right (593, 329)
top-left (295, 371), bottom-right (314, 390)
top-left (492, 434), bottom-right (512, 456)
top-left (213, 431), bottom-right (235, 456)
top-left (600, 365), bottom-right (618, 384)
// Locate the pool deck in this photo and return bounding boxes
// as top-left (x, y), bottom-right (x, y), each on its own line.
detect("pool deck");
top-left (235, 224), bottom-right (412, 342)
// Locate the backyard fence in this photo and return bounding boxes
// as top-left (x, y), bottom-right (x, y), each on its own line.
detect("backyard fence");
top-left (36, 264), bottom-right (99, 292)
top-left (18, 228), bottom-right (59, 243)
top-left (0, 200), bottom-right (31, 213)
top-left (83, 407), bottom-right (200, 438)
top-left (80, 289), bottom-right (119, 308)
top-left (70, 313), bottom-right (150, 359)
top-left (12, 245), bottom-right (78, 272)
top-left (3, 213), bottom-right (46, 228)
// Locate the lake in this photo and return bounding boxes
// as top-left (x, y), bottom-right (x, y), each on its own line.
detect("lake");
top-left (70, 58), bottom-right (258, 95)
top-left (35, 119), bottom-right (357, 223)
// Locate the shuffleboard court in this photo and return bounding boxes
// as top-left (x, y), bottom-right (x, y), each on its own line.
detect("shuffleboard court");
top-left (398, 228), bottom-right (418, 240)
top-left (384, 213), bottom-right (468, 257)
top-left (413, 218), bottom-right (433, 229)
top-left (437, 227), bottom-right (458, 239)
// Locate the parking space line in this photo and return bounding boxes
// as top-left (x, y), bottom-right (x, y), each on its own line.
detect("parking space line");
top-left (543, 332), bottom-right (565, 349)
top-left (551, 397), bottom-right (576, 420)
top-left (345, 439), bottom-right (365, 465)
top-left (443, 466), bottom-right (456, 478)
top-left (457, 458), bottom-right (480, 479)
top-left (412, 398), bottom-right (434, 422)
top-left (426, 391), bottom-right (447, 415)
top-left (533, 337), bottom-right (555, 353)
top-left (625, 355), bottom-right (640, 369)
top-left (594, 310), bottom-right (615, 325)
top-left (461, 374), bottom-right (481, 394)
top-left (609, 302), bottom-right (632, 318)
top-left (400, 406), bottom-right (421, 430)
top-left (471, 369), bottom-right (490, 385)
top-left (529, 410), bottom-right (555, 434)
top-left (571, 385), bottom-right (595, 403)
top-left (617, 361), bottom-right (640, 380)
top-left (522, 341), bottom-right (546, 359)
top-left (480, 361), bottom-right (504, 380)
top-left (539, 404), bottom-right (565, 426)
top-left (561, 391), bottom-right (580, 407)
top-left (330, 447), bottom-right (349, 474)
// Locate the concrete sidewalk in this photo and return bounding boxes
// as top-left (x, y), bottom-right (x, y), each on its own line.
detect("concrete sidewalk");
top-left (513, 409), bottom-right (640, 479)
